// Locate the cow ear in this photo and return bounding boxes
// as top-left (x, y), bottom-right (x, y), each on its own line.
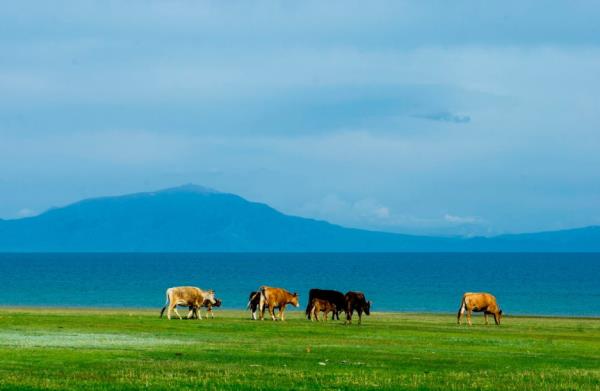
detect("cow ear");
top-left (293, 292), bottom-right (298, 296)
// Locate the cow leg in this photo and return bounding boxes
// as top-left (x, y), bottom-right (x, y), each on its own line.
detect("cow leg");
top-left (259, 295), bottom-right (264, 320)
top-left (324, 310), bottom-right (328, 322)
top-left (167, 303), bottom-right (177, 320)
top-left (173, 306), bottom-right (183, 320)
top-left (174, 308), bottom-right (182, 320)
top-left (312, 306), bottom-right (318, 321)
top-left (467, 309), bottom-right (472, 326)
top-left (269, 304), bottom-right (276, 321)
top-left (358, 309), bottom-right (363, 325)
top-left (484, 312), bottom-right (489, 325)
top-left (186, 306), bottom-right (195, 319)
top-left (493, 312), bottom-right (500, 325)
top-left (457, 302), bottom-right (466, 325)
top-left (208, 307), bottom-right (214, 319)
top-left (345, 309), bottom-right (352, 325)
top-left (259, 295), bottom-right (266, 321)
top-left (280, 306), bottom-right (286, 321)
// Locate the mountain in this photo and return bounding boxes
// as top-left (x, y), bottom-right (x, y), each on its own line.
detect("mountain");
top-left (465, 225), bottom-right (600, 252)
top-left (0, 185), bottom-right (598, 252)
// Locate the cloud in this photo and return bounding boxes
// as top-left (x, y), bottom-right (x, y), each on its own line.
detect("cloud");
top-left (16, 208), bottom-right (37, 218)
top-left (444, 214), bottom-right (482, 224)
top-left (414, 112), bottom-right (471, 124)
top-left (300, 195), bottom-right (393, 227)
top-left (298, 194), bottom-right (489, 235)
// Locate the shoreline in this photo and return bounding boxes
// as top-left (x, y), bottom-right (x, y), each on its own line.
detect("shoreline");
top-left (1, 306), bottom-right (598, 320)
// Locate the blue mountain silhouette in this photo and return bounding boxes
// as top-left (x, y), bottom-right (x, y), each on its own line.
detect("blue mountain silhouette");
top-left (0, 185), bottom-right (598, 252)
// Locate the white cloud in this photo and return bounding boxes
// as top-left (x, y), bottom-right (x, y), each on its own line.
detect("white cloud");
top-left (16, 208), bottom-right (37, 218)
top-left (444, 214), bottom-right (481, 224)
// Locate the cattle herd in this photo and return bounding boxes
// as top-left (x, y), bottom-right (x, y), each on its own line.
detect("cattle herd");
top-left (159, 285), bottom-right (503, 326)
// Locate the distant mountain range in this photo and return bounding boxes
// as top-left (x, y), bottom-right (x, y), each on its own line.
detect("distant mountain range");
top-left (0, 184), bottom-right (598, 252)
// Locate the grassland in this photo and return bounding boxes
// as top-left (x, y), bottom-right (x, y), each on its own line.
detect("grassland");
top-left (0, 308), bottom-right (598, 390)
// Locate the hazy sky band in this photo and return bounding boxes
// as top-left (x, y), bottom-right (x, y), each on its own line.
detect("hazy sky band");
top-left (1, 1), bottom-right (599, 236)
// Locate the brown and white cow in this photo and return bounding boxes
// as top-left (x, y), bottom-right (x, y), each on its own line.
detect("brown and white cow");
top-left (457, 292), bottom-right (503, 326)
top-left (251, 286), bottom-right (299, 321)
top-left (344, 291), bottom-right (371, 325)
top-left (159, 286), bottom-right (216, 320)
top-left (310, 298), bottom-right (337, 321)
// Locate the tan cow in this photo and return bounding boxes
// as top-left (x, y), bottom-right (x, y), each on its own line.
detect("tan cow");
top-left (252, 286), bottom-right (299, 321)
top-left (159, 286), bottom-right (216, 320)
top-left (457, 292), bottom-right (503, 326)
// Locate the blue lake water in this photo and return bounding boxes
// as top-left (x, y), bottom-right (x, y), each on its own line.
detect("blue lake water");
top-left (0, 253), bottom-right (598, 316)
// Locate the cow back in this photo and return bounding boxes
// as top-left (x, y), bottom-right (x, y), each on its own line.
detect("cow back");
top-left (308, 289), bottom-right (346, 309)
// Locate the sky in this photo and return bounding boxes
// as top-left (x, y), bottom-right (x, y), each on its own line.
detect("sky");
top-left (1, 1), bottom-right (599, 236)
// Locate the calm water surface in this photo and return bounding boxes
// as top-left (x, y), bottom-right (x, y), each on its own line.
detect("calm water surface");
top-left (0, 253), bottom-right (598, 316)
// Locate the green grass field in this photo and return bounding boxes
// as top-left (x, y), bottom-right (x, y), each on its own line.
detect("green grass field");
top-left (0, 308), bottom-right (598, 390)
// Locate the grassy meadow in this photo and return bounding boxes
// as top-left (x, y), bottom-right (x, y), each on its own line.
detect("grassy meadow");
top-left (0, 308), bottom-right (598, 390)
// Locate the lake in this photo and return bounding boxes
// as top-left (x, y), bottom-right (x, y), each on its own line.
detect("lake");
top-left (0, 253), bottom-right (598, 316)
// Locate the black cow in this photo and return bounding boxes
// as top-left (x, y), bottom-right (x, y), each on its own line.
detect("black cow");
top-left (345, 291), bottom-right (371, 324)
top-left (306, 289), bottom-right (346, 320)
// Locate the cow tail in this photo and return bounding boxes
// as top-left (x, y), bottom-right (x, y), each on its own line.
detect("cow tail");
top-left (160, 289), bottom-right (171, 318)
top-left (457, 295), bottom-right (466, 321)
top-left (305, 291), bottom-right (314, 319)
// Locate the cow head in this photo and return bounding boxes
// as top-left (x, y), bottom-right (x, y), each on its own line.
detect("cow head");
top-left (205, 290), bottom-right (217, 305)
top-left (213, 298), bottom-right (222, 307)
top-left (289, 292), bottom-right (300, 307)
top-left (496, 309), bottom-right (503, 325)
top-left (364, 300), bottom-right (372, 315)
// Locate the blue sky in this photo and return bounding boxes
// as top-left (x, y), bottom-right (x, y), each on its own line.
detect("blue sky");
top-left (1, 1), bottom-right (599, 236)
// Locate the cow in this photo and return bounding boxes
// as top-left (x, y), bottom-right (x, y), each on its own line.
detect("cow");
top-left (310, 298), bottom-right (337, 321)
top-left (457, 292), bottom-right (503, 326)
top-left (159, 286), bottom-right (216, 320)
top-left (188, 298), bottom-right (222, 319)
top-left (249, 286), bottom-right (299, 321)
top-left (247, 291), bottom-right (271, 320)
top-left (344, 291), bottom-right (371, 325)
top-left (305, 289), bottom-right (346, 320)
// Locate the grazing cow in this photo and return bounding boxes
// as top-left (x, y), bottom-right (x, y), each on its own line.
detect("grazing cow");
top-left (159, 286), bottom-right (216, 320)
top-left (305, 289), bottom-right (346, 320)
top-left (457, 292), bottom-right (503, 326)
top-left (344, 291), bottom-right (371, 325)
top-left (310, 298), bottom-right (337, 321)
top-left (188, 298), bottom-right (222, 319)
top-left (251, 286), bottom-right (299, 321)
